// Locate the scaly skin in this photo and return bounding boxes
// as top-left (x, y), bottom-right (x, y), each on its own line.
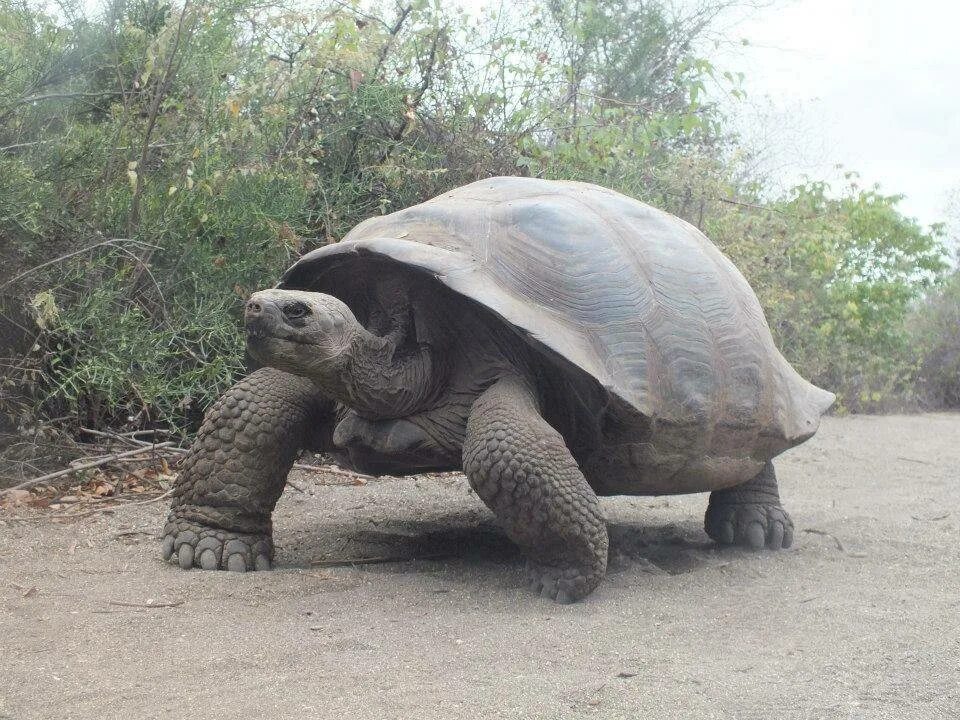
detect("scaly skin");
top-left (462, 377), bottom-right (609, 603)
top-left (162, 368), bottom-right (331, 571)
top-left (704, 461), bottom-right (794, 550)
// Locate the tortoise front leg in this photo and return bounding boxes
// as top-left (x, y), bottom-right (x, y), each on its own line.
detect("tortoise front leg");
top-left (462, 377), bottom-right (609, 603)
top-left (162, 368), bottom-right (332, 572)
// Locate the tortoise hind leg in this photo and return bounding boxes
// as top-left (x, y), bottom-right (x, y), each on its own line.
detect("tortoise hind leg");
top-left (462, 377), bottom-right (609, 603)
top-left (162, 368), bottom-right (333, 571)
top-left (704, 461), bottom-right (794, 550)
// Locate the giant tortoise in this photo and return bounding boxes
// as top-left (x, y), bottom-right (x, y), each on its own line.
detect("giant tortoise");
top-left (162, 176), bottom-right (834, 602)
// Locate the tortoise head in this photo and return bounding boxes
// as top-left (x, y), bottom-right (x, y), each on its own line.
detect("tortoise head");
top-left (244, 289), bottom-right (360, 377)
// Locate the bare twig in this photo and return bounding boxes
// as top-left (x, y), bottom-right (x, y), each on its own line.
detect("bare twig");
top-left (897, 456), bottom-right (933, 466)
top-left (3, 91), bottom-right (121, 109)
top-left (102, 241), bottom-right (170, 323)
top-left (80, 428), bottom-right (174, 445)
top-left (11, 423), bottom-right (371, 502)
top-left (373, 5), bottom-right (413, 78)
top-left (125, 429), bottom-right (173, 438)
top-left (101, 488), bottom-right (174, 508)
top-left (1, 443), bottom-right (174, 494)
top-left (293, 463), bottom-right (372, 481)
top-left (0, 488), bottom-right (174, 522)
top-left (108, 599), bottom-right (184, 608)
top-left (0, 139), bottom-right (56, 153)
top-left (80, 428), bottom-right (147, 447)
top-left (715, 195), bottom-right (788, 215)
top-left (85, 427), bottom-right (368, 487)
top-left (310, 553), bottom-right (450, 567)
top-left (343, 4), bottom-right (412, 173)
top-left (276, 67), bottom-right (332, 159)
top-left (802, 528), bottom-right (845, 552)
top-left (127, 0), bottom-right (195, 237)
top-left (0, 238), bottom-right (157, 290)
top-left (331, 0), bottom-right (395, 32)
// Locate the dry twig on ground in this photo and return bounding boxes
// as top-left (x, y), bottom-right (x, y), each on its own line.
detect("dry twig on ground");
top-left (1, 443), bottom-right (175, 495)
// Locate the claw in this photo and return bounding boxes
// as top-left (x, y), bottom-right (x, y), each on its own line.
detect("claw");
top-left (745, 522), bottom-right (765, 550)
top-left (768, 521), bottom-right (785, 550)
top-left (716, 518), bottom-right (735, 545)
top-left (227, 554), bottom-right (247, 573)
top-left (782, 525), bottom-right (794, 549)
top-left (199, 549), bottom-right (218, 570)
top-left (178, 544), bottom-right (194, 569)
top-left (539, 577), bottom-right (558, 600)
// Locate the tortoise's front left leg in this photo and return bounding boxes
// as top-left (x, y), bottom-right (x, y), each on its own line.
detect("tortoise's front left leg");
top-left (162, 368), bottom-right (332, 572)
top-left (462, 377), bottom-right (609, 603)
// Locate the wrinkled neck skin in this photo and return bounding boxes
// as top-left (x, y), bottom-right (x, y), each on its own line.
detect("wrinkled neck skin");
top-left (312, 322), bottom-right (439, 419)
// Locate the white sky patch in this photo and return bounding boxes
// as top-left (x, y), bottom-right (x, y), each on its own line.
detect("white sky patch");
top-left (714, 0), bottom-right (959, 233)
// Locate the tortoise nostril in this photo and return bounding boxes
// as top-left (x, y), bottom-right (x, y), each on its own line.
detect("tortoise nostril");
top-left (246, 301), bottom-right (262, 315)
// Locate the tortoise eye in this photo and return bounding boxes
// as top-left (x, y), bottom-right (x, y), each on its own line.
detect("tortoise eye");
top-left (283, 302), bottom-right (310, 320)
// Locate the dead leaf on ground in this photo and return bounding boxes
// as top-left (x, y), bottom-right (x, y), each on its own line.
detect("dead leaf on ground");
top-left (92, 482), bottom-right (114, 497)
top-left (0, 489), bottom-right (32, 508)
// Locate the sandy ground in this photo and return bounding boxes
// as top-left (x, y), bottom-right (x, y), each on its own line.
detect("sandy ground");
top-left (1, 413), bottom-right (958, 720)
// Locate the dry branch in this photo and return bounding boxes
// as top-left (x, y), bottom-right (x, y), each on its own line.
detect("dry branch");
top-left (85, 427), bottom-right (371, 480)
top-left (2, 423), bottom-right (376, 503)
top-left (0, 238), bottom-right (157, 290)
top-left (310, 552), bottom-right (449, 567)
top-left (1, 489), bottom-right (174, 522)
top-left (127, 0), bottom-right (195, 237)
top-left (108, 599), bottom-right (184, 609)
top-left (1, 443), bottom-right (174, 495)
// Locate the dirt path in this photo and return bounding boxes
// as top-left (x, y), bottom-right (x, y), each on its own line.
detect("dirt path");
top-left (1, 414), bottom-right (958, 719)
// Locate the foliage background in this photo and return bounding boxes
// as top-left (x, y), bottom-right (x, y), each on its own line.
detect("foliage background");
top-left (0, 0), bottom-right (956, 471)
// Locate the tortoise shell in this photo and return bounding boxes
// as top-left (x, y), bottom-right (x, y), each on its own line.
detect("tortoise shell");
top-left (280, 177), bottom-right (834, 493)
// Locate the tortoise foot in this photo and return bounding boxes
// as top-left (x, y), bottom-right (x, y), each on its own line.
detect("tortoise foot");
top-left (705, 501), bottom-right (794, 550)
top-left (161, 518), bottom-right (273, 572)
top-left (524, 560), bottom-right (601, 604)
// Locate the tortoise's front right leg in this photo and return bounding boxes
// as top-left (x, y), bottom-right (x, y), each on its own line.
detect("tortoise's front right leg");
top-left (162, 368), bottom-right (332, 572)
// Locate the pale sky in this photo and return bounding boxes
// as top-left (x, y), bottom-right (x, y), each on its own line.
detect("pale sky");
top-left (714, 0), bottom-right (959, 235)
top-left (461, 0), bottom-right (959, 235)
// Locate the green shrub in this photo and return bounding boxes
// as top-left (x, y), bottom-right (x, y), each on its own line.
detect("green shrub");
top-left (0, 0), bottom-right (951, 437)
top-left (913, 270), bottom-right (960, 408)
top-left (706, 179), bottom-right (948, 411)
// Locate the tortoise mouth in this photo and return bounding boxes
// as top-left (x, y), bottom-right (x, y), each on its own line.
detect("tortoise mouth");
top-left (245, 314), bottom-right (354, 381)
top-left (244, 317), bottom-right (318, 375)
top-left (244, 310), bottom-right (315, 346)
top-left (246, 325), bottom-right (311, 346)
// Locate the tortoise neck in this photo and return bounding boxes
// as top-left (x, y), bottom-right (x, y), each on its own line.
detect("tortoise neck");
top-left (311, 324), bottom-right (440, 420)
